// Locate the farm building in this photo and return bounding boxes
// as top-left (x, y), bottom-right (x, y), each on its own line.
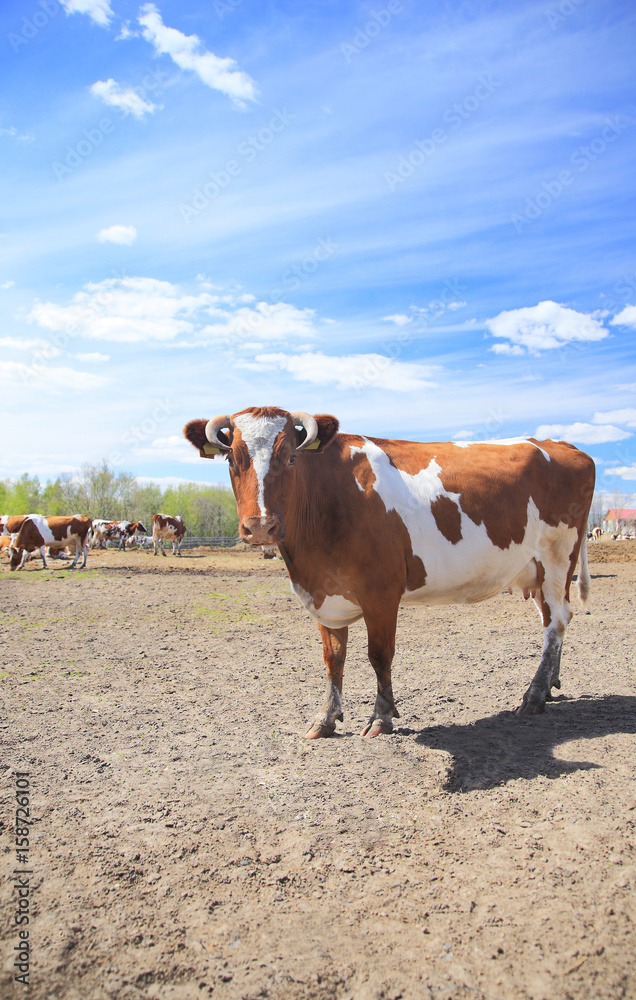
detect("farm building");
top-left (603, 507), bottom-right (636, 534)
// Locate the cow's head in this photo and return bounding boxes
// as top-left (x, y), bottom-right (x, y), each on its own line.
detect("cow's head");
top-left (184, 407), bottom-right (338, 544)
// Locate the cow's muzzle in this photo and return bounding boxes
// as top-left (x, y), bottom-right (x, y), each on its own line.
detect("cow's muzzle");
top-left (239, 516), bottom-right (284, 545)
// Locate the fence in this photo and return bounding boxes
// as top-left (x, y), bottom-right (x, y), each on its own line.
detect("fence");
top-left (180, 536), bottom-right (241, 549)
top-left (105, 536), bottom-right (240, 549)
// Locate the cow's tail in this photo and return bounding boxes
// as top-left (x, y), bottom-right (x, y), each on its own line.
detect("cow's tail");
top-left (577, 532), bottom-right (591, 613)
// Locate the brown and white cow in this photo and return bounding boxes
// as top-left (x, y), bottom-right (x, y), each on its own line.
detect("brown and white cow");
top-left (90, 519), bottom-right (146, 550)
top-left (9, 515), bottom-right (93, 571)
top-left (184, 407), bottom-right (595, 737)
top-left (152, 513), bottom-right (186, 556)
top-left (89, 519), bottom-right (116, 548)
top-left (115, 521), bottom-right (147, 550)
top-left (592, 526), bottom-right (602, 543)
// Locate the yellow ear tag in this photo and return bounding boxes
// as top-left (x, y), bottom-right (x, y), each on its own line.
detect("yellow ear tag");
top-left (304, 438), bottom-right (321, 450)
top-left (203, 443), bottom-right (222, 456)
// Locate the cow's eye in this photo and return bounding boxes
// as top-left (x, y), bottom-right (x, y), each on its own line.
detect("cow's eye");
top-left (289, 455), bottom-right (295, 465)
top-left (226, 452), bottom-right (236, 470)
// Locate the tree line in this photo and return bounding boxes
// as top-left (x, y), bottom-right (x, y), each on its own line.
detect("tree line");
top-left (0, 461), bottom-right (238, 538)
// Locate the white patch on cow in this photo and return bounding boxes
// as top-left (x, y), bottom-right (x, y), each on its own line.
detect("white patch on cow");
top-left (349, 438), bottom-right (576, 606)
top-left (290, 581), bottom-right (363, 628)
top-left (234, 412), bottom-right (287, 516)
top-left (452, 437), bottom-right (551, 462)
top-left (26, 513), bottom-right (56, 545)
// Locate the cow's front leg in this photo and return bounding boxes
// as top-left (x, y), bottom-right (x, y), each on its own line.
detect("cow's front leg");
top-left (362, 606), bottom-right (400, 737)
top-left (305, 624), bottom-right (348, 738)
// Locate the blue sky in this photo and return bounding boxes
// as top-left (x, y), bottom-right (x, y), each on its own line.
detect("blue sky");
top-left (2, 0), bottom-right (635, 496)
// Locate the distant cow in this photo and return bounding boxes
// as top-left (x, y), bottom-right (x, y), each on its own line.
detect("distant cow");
top-left (89, 519), bottom-right (115, 548)
top-left (592, 526), bottom-right (602, 543)
top-left (9, 515), bottom-right (93, 571)
top-left (185, 407), bottom-right (595, 737)
top-left (152, 514), bottom-right (186, 556)
top-left (90, 520), bottom-right (146, 550)
top-left (115, 521), bottom-right (147, 550)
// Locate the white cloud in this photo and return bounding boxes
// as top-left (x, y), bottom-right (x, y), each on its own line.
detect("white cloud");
top-left (0, 336), bottom-right (51, 352)
top-left (0, 127), bottom-right (34, 143)
top-left (383, 314), bottom-right (411, 326)
top-left (28, 276), bottom-right (215, 344)
top-left (133, 435), bottom-right (201, 463)
top-left (61, 0), bottom-right (113, 26)
top-left (605, 464), bottom-right (636, 480)
top-left (1, 281), bottom-right (15, 289)
top-left (242, 352), bottom-right (439, 392)
top-left (592, 408), bottom-right (636, 427)
top-left (26, 278), bottom-right (325, 350)
top-left (489, 342), bottom-right (525, 356)
top-left (75, 352), bottom-right (110, 363)
top-left (202, 301), bottom-right (317, 346)
top-left (0, 361), bottom-right (109, 391)
top-left (534, 422), bottom-right (632, 445)
top-left (486, 301), bottom-right (608, 355)
top-left (446, 300), bottom-right (467, 310)
top-left (452, 429), bottom-right (475, 439)
top-left (96, 224), bottom-right (138, 245)
top-left (90, 79), bottom-right (159, 118)
top-left (610, 305), bottom-right (636, 329)
top-left (138, 3), bottom-right (258, 108)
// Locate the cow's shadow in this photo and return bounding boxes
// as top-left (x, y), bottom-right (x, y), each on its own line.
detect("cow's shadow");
top-left (404, 695), bottom-right (636, 791)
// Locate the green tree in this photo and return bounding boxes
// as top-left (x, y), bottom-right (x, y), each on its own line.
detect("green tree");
top-left (1, 461), bottom-right (239, 539)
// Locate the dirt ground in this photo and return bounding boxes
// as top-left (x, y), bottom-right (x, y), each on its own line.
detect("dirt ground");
top-left (1, 541), bottom-right (635, 1000)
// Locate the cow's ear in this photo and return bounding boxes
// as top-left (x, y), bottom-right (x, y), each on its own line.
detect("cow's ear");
top-left (184, 419), bottom-right (221, 459)
top-left (297, 414), bottom-right (339, 453)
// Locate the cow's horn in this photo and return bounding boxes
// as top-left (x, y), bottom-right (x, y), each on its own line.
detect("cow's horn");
top-left (291, 411), bottom-right (319, 450)
top-left (205, 415), bottom-right (232, 451)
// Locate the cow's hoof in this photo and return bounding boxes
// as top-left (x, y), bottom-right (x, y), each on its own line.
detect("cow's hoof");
top-left (362, 718), bottom-right (393, 737)
top-left (305, 721), bottom-right (336, 739)
top-left (515, 698), bottom-right (546, 717)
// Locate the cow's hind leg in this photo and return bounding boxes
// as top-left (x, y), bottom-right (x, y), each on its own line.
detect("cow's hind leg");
top-left (66, 540), bottom-right (80, 569)
top-left (517, 552), bottom-right (574, 716)
top-left (362, 606), bottom-right (400, 737)
top-left (306, 625), bottom-right (348, 738)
